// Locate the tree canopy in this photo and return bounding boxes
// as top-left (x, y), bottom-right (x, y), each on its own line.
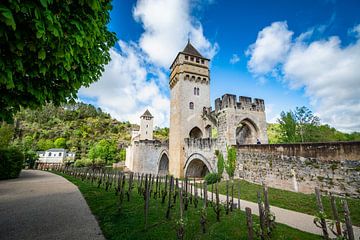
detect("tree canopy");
top-left (0, 0), bottom-right (117, 122)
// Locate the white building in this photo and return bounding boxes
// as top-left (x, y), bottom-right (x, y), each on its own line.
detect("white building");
top-left (37, 148), bottom-right (76, 164)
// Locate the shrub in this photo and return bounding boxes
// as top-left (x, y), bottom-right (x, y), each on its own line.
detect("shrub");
top-left (215, 150), bottom-right (224, 176)
top-left (0, 147), bottom-right (25, 179)
top-left (204, 173), bottom-right (221, 185)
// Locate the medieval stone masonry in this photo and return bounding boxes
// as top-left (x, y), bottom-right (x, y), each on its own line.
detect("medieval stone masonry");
top-left (125, 42), bottom-right (360, 198)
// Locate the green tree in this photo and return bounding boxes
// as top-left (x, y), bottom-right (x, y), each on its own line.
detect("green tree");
top-left (278, 110), bottom-right (298, 143)
top-left (225, 146), bottom-right (237, 179)
top-left (37, 139), bottom-right (54, 150)
top-left (24, 150), bottom-right (38, 169)
top-left (119, 148), bottom-right (126, 161)
top-left (215, 150), bottom-right (224, 176)
top-left (88, 139), bottom-right (117, 164)
top-left (0, 0), bottom-right (117, 122)
top-left (54, 137), bottom-right (66, 148)
top-left (0, 122), bottom-right (14, 147)
top-left (294, 106), bottom-right (320, 142)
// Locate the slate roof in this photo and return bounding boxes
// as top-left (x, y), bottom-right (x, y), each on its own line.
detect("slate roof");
top-left (141, 109), bottom-right (153, 118)
top-left (181, 41), bottom-right (204, 58)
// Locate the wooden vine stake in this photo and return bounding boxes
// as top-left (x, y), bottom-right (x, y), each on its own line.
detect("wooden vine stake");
top-left (315, 187), bottom-right (329, 239)
top-left (342, 199), bottom-right (354, 240)
top-left (237, 182), bottom-right (241, 211)
top-left (166, 176), bottom-right (174, 219)
top-left (245, 207), bottom-right (254, 240)
top-left (329, 193), bottom-right (342, 237)
top-left (257, 191), bottom-right (265, 240)
top-left (203, 182), bottom-right (208, 208)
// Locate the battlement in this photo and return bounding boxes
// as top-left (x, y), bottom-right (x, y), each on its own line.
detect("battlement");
top-left (134, 139), bottom-right (168, 148)
top-left (184, 138), bottom-right (218, 149)
top-left (214, 94), bottom-right (265, 112)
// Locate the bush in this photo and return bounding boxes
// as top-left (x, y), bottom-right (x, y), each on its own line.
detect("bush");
top-left (204, 173), bottom-right (221, 185)
top-left (0, 147), bottom-right (25, 179)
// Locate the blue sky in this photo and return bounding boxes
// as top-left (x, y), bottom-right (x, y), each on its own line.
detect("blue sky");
top-left (79, 0), bottom-right (360, 132)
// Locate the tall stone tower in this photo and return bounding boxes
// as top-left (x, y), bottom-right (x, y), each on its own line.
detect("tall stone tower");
top-left (139, 109), bottom-right (153, 140)
top-left (169, 41), bottom-right (211, 177)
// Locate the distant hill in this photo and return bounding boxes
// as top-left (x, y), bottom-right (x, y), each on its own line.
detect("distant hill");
top-left (12, 102), bottom-right (168, 160)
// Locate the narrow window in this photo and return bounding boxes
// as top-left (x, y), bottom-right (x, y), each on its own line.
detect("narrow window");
top-left (196, 58), bottom-right (200, 63)
top-left (185, 55), bottom-right (188, 60)
top-left (190, 57), bottom-right (194, 61)
top-left (201, 59), bottom-right (205, 64)
top-left (146, 124), bottom-right (148, 128)
top-left (59, 152), bottom-right (62, 156)
top-left (48, 152), bottom-right (51, 157)
top-left (189, 102), bottom-right (194, 109)
top-left (194, 87), bottom-right (197, 95)
top-left (197, 88), bottom-right (199, 95)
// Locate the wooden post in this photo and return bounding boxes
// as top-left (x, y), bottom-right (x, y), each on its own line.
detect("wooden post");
top-left (246, 207), bottom-right (254, 240)
top-left (230, 182), bottom-right (234, 212)
top-left (166, 176), bottom-right (174, 219)
top-left (179, 187), bottom-right (184, 219)
top-left (203, 182), bottom-right (207, 208)
top-left (342, 199), bottom-right (354, 240)
top-left (237, 182), bottom-right (241, 211)
top-left (315, 187), bottom-right (329, 239)
top-left (257, 191), bottom-right (265, 240)
top-left (329, 193), bottom-right (342, 236)
top-left (211, 184), bottom-right (214, 204)
top-left (263, 185), bottom-right (270, 236)
top-left (225, 180), bottom-right (229, 214)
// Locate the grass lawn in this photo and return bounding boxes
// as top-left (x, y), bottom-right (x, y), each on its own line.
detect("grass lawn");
top-left (58, 172), bottom-right (321, 240)
top-left (205, 179), bottom-right (360, 226)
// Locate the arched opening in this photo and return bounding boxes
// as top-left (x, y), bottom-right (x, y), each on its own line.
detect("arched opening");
top-left (205, 125), bottom-right (212, 138)
top-left (158, 153), bottom-right (169, 176)
top-left (189, 127), bottom-right (203, 138)
top-left (185, 159), bottom-right (209, 178)
top-left (236, 118), bottom-right (259, 145)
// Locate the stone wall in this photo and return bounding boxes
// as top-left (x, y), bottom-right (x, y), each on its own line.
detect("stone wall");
top-left (236, 142), bottom-right (360, 198)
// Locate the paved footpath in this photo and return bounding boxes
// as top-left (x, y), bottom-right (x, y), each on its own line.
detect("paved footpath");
top-left (195, 186), bottom-right (360, 239)
top-left (0, 170), bottom-right (104, 240)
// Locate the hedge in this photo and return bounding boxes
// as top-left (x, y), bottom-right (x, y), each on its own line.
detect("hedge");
top-left (0, 147), bottom-right (24, 179)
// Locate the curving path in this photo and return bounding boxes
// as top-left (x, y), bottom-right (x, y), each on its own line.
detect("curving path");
top-left (0, 170), bottom-right (104, 240)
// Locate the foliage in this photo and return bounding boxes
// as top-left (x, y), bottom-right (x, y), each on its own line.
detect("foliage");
top-left (204, 173), bottom-right (221, 184)
top-left (24, 150), bottom-right (38, 169)
top-left (88, 139), bottom-right (118, 164)
top-left (0, 147), bottom-right (24, 179)
top-left (37, 139), bottom-right (54, 151)
top-left (215, 150), bottom-right (224, 176)
top-left (119, 148), bottom-right (126, 161)
top-left (153, 127), bottom-right (169, 141)
top-left (0, 122), bottom-right (14, 147)
top-left (74, 158), bottom-right (105, 168)
top-left (10, 102), bottom-right (139, 159)
top-left (54, 137), bottom-right (66, 148)
top-left (225, 146), bottom-right (237, 179)
top-left (209, 179), bottom-right (360, 226)
top-left (57, 172), bottom-right (322, 240)
top-left (276, 106), bottom-right (360, 143)
top-left (0, 0), bottom-right (117, 122)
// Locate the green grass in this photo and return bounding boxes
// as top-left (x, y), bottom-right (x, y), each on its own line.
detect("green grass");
top-left (58, 172), bottom-right (321, 240)
top-left (205, 179), bottom-right (360, 226)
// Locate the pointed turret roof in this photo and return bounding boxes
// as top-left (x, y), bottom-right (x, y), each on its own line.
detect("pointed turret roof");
top-left (141, 109), bottom-right (153, 118)
top-left (181, 40), bottom-right (203, 58)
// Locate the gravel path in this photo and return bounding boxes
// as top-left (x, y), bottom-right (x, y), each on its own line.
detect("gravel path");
top-left (0, 170), bottom-right (104, 240)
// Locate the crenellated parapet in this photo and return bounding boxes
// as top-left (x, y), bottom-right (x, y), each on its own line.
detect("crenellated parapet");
top-left (215, 94), bottom-right (265, 112)
top-left (184, 138), bottom-right (218, 149)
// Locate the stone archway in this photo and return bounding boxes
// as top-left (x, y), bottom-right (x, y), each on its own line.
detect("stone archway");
top-left (189, 127), bottom-right (203, 139)
top-left (158, 153), bottom-right (169, 176)
top-left (184, 153), bottom-right (213, 178)
top-left (185, 159), bottom-right (209, 177)
top-left (236, 118), bottom-right (259, 145)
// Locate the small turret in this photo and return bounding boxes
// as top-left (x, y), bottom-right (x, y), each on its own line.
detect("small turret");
top-left (140, 109), bottom-right (153, 140)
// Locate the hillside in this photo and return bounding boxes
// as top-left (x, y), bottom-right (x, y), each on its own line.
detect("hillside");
top-left (11, 103), bottom-right (156, 160)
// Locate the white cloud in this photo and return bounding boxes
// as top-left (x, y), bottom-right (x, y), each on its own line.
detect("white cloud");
top-left (133, 0), bottom-right (218, 68)
top-left (79, 41), bottom-right (170, 127)
top-left (247, 22), bottom-right (360, 132)
top-left (79, 0), bottom-right (218, 127)
top-left (246, 21), bottom-right (293, 74)
top-left (229, 54), bottom-right (240, 64)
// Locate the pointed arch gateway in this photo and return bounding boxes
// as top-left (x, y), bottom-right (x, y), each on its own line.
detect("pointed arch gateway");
top-left (189, 127), bottom-right (203, 138)
top-left (158, 151), bottom-right (169, 176)
top-left (236, 118), bottom-right (259, 145)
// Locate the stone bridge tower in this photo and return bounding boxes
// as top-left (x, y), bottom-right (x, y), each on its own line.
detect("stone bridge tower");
top-left (169, 41), bottom-right (211, 178)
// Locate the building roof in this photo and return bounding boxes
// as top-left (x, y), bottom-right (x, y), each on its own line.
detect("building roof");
top-left (181, 41), bottom-right (204, 58)
top-left (141, 109), bottom-right (153, 118)
top-left (46, 148), bottom-right (67, 152)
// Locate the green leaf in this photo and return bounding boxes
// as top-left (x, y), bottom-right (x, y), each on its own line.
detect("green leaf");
top-left (0, 6), bottom-right (16, 30)
top-left (40, 0), bottom-right (48, 8)
top-left (38, 49), bottom-right (46, 60)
